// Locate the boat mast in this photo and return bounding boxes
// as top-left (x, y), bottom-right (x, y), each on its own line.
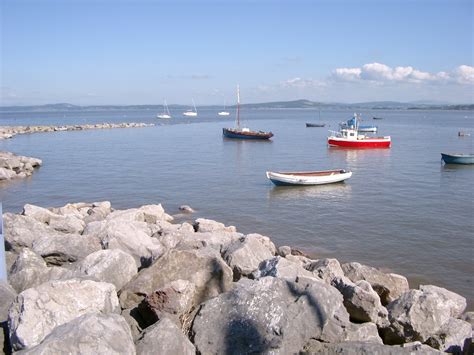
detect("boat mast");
top-left (236, 85), bottom-right (240, 129)
top-left (192, 99), bottom-right (197, 113)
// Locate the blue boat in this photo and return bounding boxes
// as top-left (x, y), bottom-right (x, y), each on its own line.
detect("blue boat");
top-left (441, 153), bottom-right (474, 165)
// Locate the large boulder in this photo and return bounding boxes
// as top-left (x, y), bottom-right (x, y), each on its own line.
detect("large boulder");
top-left (175, 231), bottom-right (242, 253)
top-left (418, 285), bottom-right (466, 318)
top-left (342, 262), bottom-right (409, 305)
top-left (383, 289), bottom-right (453, 344)
top-left (3, 214), bottom-right (54, 251)
top-left (74, 249), bottom-right (138, 290)
top-left (332, 277), bottom-right (388, 325)
top-left (223, 234), bottom-right (275, 279)
top-left (425, 318), bottom-right (472, 353)
top-left (48, 214), bottom-right (86, 234)
top-left (106, 204), bottom-right (172, 224)
top-left (22, 204), bottom-right (56, 224)
top-left (252, 256), bottom-right (314, 281)
top-left (85, 219), bottom-right (165, 268)
top-left (31, 233), bottom-right (101, 266)
top-left (8, 279), bottom-right (120, 350)
top-left (193, 218), bottom-right (236, 233)
top-left (18, 313), bottom-right (135, 355)
top-left (137, 279), bottom-right (196, 327)
top-left (302, 340), bottom-right (442, 354)
top-left (135, 317), bottom-right (195, 355)
top-left (307, 258), bottom-right (345, 284)
top-left (192, 276), bottom-right (347, 354)
top-left (8, 248), bottom-right (73, 293)
top-left (119, 248), bottom-right (233, 309)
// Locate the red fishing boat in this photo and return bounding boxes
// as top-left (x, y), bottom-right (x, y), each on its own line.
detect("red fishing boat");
top-left (328, 114), bottom-right (391, 148)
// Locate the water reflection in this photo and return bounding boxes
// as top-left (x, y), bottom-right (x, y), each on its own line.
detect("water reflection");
top-left (327, 147), bottom-right (391, 166)
top-left (267, 182), bottom-right (352, 201)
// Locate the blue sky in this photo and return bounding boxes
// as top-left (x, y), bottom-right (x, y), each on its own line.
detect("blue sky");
top-left (1, 0), bottom-right (473, 105)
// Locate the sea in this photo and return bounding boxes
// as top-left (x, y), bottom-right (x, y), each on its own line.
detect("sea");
top-left (0, 108), bottom-right (473, 309)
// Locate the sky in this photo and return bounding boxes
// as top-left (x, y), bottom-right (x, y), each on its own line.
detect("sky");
top-left (1, 0), bottom-right (473, 105)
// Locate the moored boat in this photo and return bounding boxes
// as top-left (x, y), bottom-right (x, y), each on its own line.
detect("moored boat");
top-left (373, 116), bottom-right (383, 120)
top-left (441, 153), bottom-right (474, 165)
top-left (329, 114), bottom-right (390, 148)
top-left (183, 99), bottom-right (198, 117)
top-left (223, 85), bottom-right (273, 140)
top-left (306, 123), bottom-right (325, 128)
top-left (266, 169), bottom-right (352, 186)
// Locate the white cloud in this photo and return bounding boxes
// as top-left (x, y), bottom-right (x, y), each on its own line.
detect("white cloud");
top-left (280, 77), bottom-right (325, 88)
top-left (332, 63), bottom-right (474, 85)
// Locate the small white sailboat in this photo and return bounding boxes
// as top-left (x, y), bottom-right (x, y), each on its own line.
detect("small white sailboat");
top-left (157, 100), bottom-right (171, 119)
top-left (218, 100), bottom-right (230, 116)
top-left (183, 99), bottom-right (198, 117)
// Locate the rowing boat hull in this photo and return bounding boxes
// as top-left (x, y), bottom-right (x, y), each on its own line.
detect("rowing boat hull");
top-left (223, 128), bottom-right (273, 140)
top-left (441, 153), bottom-right (474, 165)
top-left (328, 137), bottom-right (391, 148)
top-left (266, 170), bottom-right (352, 186)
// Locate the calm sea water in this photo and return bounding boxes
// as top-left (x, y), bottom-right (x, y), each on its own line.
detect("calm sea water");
top-left (0, 108), bottom-right (473, 308)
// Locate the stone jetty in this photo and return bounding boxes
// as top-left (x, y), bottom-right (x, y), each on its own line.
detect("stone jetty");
top-left (0, 122), bottom-right (154, 140)
top-left (0, 152), bottom-right (42, 181)
top-left (1, 202), bottom-right (472, 354)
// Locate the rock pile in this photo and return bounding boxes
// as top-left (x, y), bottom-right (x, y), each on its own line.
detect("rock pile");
top-left (1, 202), bottom-right (472, 354)
top-left (0, 122), bottom-right (154, 140)
top-left (0, 152), bottom-right (42, 181)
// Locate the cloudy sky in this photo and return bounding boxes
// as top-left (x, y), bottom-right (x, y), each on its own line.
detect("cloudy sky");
top-left (1, 0), bottom-right (473, 105)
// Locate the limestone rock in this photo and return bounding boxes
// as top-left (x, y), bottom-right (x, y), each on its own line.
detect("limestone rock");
top-left (18, 313), bottom-right (135, 355)
top-left (192, 276), bottom-right (347, 354)
top-left (0, 281), bottom-right (16, 354)
top-left (278, 245), bottom-right (292, 257)
top-left (137, 279), bottom-right (196, 327)
top-left (252, 256), bottom-right (314, 281)
top-left (419, 284), bottom-right (466, 318)
top-left (75, 249), bottom-right (138, 290)
top-left (179, 205), bottom-right (195, 213)
top-left (383, 289), bottom-right (453, 344)
top-left (223, 234), bottom-right (274, 279)
top-left (32, 232), bottom-right (101, 266)
top-left (119, 248), bottom-right (233, 309)
top-left (332, 277), bottom-right (388, 325)
top-left (136, 317), bottom-right (195, 355)
top-left (8, 279), bottom-right (120, 350)
top-left (344, 322), bottom-right (384, 344)
top-left (176, 231), bottom-right (242, 253)
top-left (22, 204), bottom-right (56, 224)
top-left (193, 218), bottom-right (236, 233)
top-left (48, 214), bottom-right (86, 234)
top-left (3, 214), bottom-right (54, 251)
top-left (302, 340), bottom-right (442, 354)
top-left (307, 258), bottom-right (345, 284)
top-left (342, 262), bottom-right (409, 305)
top-left (425, 318), bottom-right (472, 353)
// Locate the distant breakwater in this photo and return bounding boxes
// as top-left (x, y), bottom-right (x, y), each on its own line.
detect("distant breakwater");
top-left (0, 122), bottom-right (154, 140)
top-left (0, 201), bottom-right (472, 353)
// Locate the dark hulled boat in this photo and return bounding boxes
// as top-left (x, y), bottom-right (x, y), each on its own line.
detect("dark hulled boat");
top-left (222, 85), bottom-right (273, 140)
top-left (305, 123), bottom-right (325, 128)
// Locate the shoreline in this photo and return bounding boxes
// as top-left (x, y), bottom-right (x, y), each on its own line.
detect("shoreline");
top-left (0, 122), bottom-right (154, 140)
top-left (1, 201), bottom-right (472, 353)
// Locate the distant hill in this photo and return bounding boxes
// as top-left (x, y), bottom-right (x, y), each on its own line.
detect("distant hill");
top-left (1, 100), bottom-right (473, 112)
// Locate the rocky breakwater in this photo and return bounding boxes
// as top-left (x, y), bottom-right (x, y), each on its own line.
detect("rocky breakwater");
top-left (0, 122), bottom-right (154, 140)
top-left (1, 202), bottom-right (472, 354)
top-left (0, 152), bottom-right (42, 181)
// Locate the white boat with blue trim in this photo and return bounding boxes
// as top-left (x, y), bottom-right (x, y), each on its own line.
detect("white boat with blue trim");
top-left (266, 169), bottom-right (352, 186)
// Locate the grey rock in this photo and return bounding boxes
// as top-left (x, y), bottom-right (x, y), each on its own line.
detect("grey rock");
top-left (121, 306), bottom-right (146, 341)
top-left (384, 289), bottom-right (453, 344)
top-left (425, 318), bottom-right (472, 353)
top-left (32, 233), bottom-right (101, 266)
top-left (223, 234), bottom-right (274, 279)
top-left (307, 258), bottom-right (345, 284)
top-left (342, 262), bottom-right (409, 305)
top-left (179, 205), bottom-right (195, 213)
top-left (192, 276), bottom-right (346, 354)
top-left (252, 256), bottom-right (314, 281)
top-left (75, 249), bottom-right (138, 290)
top-left (193, 218), bottom-right (236, 233)
top-left (302, 340), bottom-right (442, 354)
top-left (344, 322), bottom-right (384, 344)
top-left (0, 282), bottom-right (16, 322)
top-left (176, 230), bottom-right (242, 253)
top-left (136, 317), bottom-right (195, 355)
top-left (48, 214), bottom-right (85, 234)
top-left (278, 245), bottom-right (292, 257)
top-left (22, 204), bottom-right (56, 224)
top-left (87, 219), bottom-right (165, 268)
top-left (106, 204), bottom-right (173, 224)
top-left (18, 313), bottom-right (135, 355)
top-left (332, 277), bottom-right (388, 326)
top-left (419, 284), bottom-right (466, 318)
top-left (137, 279), bottom-right (196, 327)
top-left (3, 214), bottom-right (55, 251)
top-left (462, 311), bottom-right (474, 328)
top-left (118, 248), bottom-right (233, 309)
top-left (246, 233), bottom-right (277, 255)
top-left (8, 248), bottom-right (73, 293)
top-left (8, 278), bottom-right (120, 350)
